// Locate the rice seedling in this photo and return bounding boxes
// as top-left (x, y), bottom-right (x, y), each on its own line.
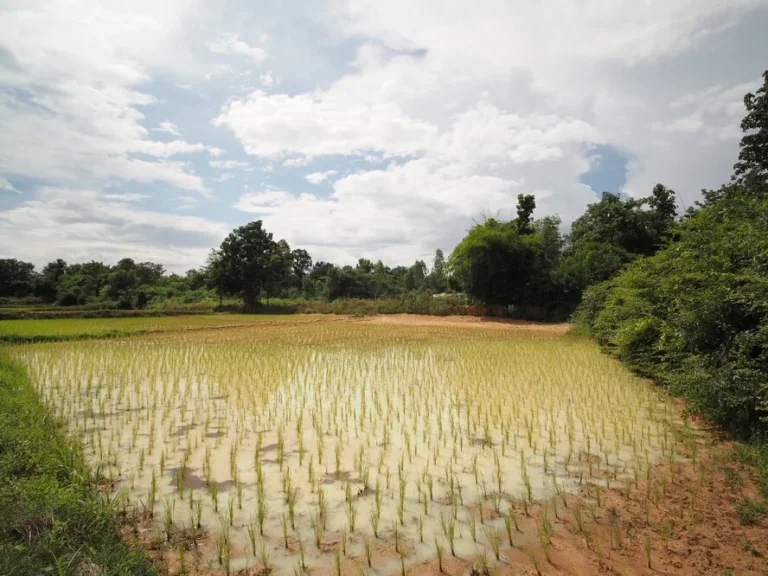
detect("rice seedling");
top-left (503, 512), bottom-right (514, 547)
top-left (465, 512), bottom-right (477, 542)
top-left (486, 526), bottom-right (502, 560)
top-left (368, 507), bottom-right (380, 538)
top-left (363, 534), bottom-right (372, 567)
top-left (10, 317), bottom-right (685, 573)
top-left (435, 539), bottom-right (444, 573)
top-left (645, 534), bottom-right (653, 568)
top-left (258, 540), bottom-right (271, 574)
top-left (280, 513), bottom-right (290, 549)
top-left (162, 499), bottom-right (175, 542)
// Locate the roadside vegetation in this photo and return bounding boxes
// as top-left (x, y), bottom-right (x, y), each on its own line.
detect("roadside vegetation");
top-left (575, 72), bottom-right (768, 504)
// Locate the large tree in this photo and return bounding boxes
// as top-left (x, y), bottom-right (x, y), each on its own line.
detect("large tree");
top-left (448, 218), bottom-right (537, 306)
top-left (734, 70), bottom-right (768, 189)
top-left (0, 259), bottom-right (36, 297)
top-left (214, 220), bottom-right (291, 312)
top-left (568, 185), bottom-right (677, 256)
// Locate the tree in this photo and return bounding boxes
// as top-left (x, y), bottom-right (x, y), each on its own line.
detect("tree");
top-left (448, 218), bottom-right (537, 306)
top-left (404, 260), bottom-right (427, 292)
top-left (426, 249), bottom-right (448, 293)
top-left (734, 70), bottom-right (768, 188)
top-left (433, 249), bottom-right (445, 277)
top-left (569, 187), bottom-right (677, 256)
top-left (214, 220), bottom-right (290, 312)
top-left (0, 259), bottom-right (36, 297)
top-left (556, 241), bottom-right (634, 306)
top-left (136, 262), bottom-right (165, 286)
top-left (36, 259), bottom-right (68, 302)
top-left (516, 194), bottom-right (536, 235)
top-left (291, 249), bottom-right (312, 283)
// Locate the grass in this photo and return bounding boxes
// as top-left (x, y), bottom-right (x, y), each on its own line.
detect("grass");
top-left (0, 349), bottom-right (154, 575)
top-left (735, 498), bottom-right (767, 526)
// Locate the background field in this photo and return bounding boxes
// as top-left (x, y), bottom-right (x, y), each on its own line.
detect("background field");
top-left (0, 313), bottom-right (314, 342)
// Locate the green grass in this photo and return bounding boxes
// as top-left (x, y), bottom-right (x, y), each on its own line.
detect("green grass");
top-left (0, 314), bottom-right (304, 343)
top-left (0, 349), bottom-right (155, 575)
top-left (734, 441), bottom-right (768, 499)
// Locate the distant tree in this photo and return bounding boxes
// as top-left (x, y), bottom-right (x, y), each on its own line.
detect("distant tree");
top-left (35, 259), bottom-right (68, 302)
top-left (555, 241), bottom-right (634, 306)
top-left (448, 218), bottom-right (537, 306)
top-left (516, 194), bottom-right (536, 235)
top-left (734, 70), bottom-right (768, 188)
top-left (291, 249), bottom-right (312, 283)
top-left (569, 186), bottom-right (677, 256)
top-left (214, 220), bottom-right (290, 312)
top-left (404, 260), bottom-right (427, 292)
top-left (356, 258), bottom-right (374, 274)
top-left (0, 259), bottom-right (36, 297)
top-left (433, 249), bottom-right (445, 277)
top-left (426, 249), bottom-right (448, 293)
top-left (135, 262), bottom-right (165, 286)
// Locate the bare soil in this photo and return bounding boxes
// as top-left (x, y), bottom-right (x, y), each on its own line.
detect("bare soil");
top-left (363, 314), bottom-right (572, 334)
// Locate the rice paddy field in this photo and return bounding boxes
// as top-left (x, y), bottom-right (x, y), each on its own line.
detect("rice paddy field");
top-left (10, 314), bottom-right (761, 576)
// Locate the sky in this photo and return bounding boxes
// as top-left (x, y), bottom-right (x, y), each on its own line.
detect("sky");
top-left (1, 0), bottom-right (767, 273)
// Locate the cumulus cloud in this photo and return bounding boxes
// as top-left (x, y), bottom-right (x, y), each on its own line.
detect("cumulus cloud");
top-left (305, 170), bottom-right (338, 184)
top-left (2, 0), bottom-right (767, 268)
top-left (213, 89), bottom-right (439, 158)
top-left (206, 33), bottom-right (268, 64)
top-left (260, 71), bottom-right (275, 87)
top-left (0, 0), bottom-right (213, 194)
top-left (153, 121), bottom-right (182, 136)
top-left (0, 187), bottom-right (228, 271)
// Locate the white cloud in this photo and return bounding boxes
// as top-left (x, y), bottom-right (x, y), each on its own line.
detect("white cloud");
top-left (214, 89), bottom-right (438, 158)
top-left (654, 80), bottom-right (759, 140)
top-left (305, 170), bottom-right (338, 184)
top-left (1, 177), bottom-right (20, 194)
top-left (0, 187), bottom-right (228, 272)
top-left (259, 71), bottom-right (275, 87)
top-left (0, 0), bottom-right (213, 193)
top-left (153, 121), bottom-right (181, 136)
top-left (206, 33), bottom-right (268, 64)
top-left (214, 173), bottom-right (234, 183)
top-left (210, 160), bottom-right (250, 170)
top-left (282, 157), bottom-right (313, 167)
top-left (102, 193), bottom-right (150, 202)
top-left (2, 0), bottom-right (767, 269)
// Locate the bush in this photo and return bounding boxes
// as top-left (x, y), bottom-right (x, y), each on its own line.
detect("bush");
top-left (575, 190), bottom-right (768, 439)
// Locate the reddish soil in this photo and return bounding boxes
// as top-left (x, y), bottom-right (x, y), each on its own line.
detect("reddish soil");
top-left (363, 314), bottom-right (571, 334)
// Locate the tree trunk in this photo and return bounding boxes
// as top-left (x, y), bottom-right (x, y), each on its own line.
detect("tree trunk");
top-left (244, 291), bottom-right (259, 313)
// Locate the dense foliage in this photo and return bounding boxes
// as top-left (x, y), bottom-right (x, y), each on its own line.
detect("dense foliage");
top-left (576, 72), bottom-right (768, 439)
top-left (447, 187), bottom-right (677, 318)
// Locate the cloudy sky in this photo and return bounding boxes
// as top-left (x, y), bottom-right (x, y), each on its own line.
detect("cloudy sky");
top-left (1, 0), bottom-right (767, 272)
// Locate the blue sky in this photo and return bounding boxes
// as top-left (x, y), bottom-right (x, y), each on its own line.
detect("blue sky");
top-left (1, 0), bottom-right (767, 272)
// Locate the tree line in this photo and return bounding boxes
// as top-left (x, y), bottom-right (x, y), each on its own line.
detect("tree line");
top-left (0, 183), bottom-right (674, 317)
top-left (2, 72), bottom-right (766, 333)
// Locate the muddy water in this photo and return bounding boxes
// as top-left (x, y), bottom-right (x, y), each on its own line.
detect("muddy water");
top-left (13, 326), bottom-right (688, 574)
